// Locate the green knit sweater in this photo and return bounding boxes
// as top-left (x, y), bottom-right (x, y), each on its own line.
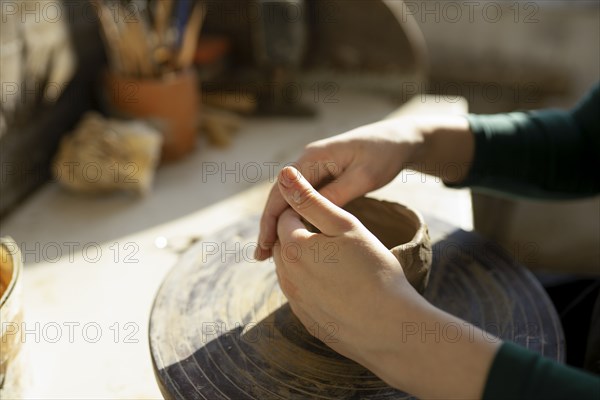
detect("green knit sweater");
top-left (454, 83), bottom-right (600, 399)
top-left (456, 84), bottom-right (599, 198)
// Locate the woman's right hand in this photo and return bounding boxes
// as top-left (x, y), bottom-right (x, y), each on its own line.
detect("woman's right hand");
top-left (271, 166), bottom-right (500, 400)
top-left (254, 117), bottom-right (425, 260)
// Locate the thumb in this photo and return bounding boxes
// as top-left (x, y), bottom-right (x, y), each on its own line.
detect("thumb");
top-left (277, 166), bottom-right (355, 236)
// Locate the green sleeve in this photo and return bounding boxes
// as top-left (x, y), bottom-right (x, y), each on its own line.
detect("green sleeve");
top-left (483, 342), bottom-right (600, 400)
top-left (449, 84), bottom-right (600, 199)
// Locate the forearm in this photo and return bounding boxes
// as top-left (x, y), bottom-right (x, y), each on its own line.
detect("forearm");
top-left (380, 117), bottom-right (499, 399)
top-left (359, 283), bottom-right (501, 399)
top-left (445, 85), bottom-right (599, 198)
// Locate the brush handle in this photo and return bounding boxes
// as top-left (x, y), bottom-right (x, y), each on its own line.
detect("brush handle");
top-left (177, 2), bottom-right (206, 70)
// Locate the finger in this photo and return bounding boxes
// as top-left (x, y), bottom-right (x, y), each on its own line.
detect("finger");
top-left (258, 166), bottom-right (366, 260)
top-left (255, 157), bottom-right (339, 259)
top-left (277, 166), bottom-right (354, 236)
top-left (254, 184), bottom-right (286, 260)
top-left (254, 244), bottom-right (272, 261)
top-left (277, 208), bottom-right (313, 244)
top-left (318, 165), bottom-right (371, 208)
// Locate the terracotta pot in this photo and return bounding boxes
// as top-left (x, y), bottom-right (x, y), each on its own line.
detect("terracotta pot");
top-left (0, 237), bottom-right (24, 398)
top-left (344, 197), bottom-right (432, 294)
top-left (104, 70), bottom-right (200, 162)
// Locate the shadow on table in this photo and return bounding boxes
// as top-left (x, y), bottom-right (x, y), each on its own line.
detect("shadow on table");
top-left (157, 304), bottom-right (414, 400)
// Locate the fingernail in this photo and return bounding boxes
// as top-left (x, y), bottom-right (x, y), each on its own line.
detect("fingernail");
top-left (279, 167), bottom-right (297, 188)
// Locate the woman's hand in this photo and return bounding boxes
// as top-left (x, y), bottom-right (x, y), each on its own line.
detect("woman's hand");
top-left (272, 166), bottom-right (499, 399)
top-left (255, 115), bottom-right (473, 261)
top-left (272, 166), bottom-right (420, 367)
top-left (255, 117), bottom-right (425, 260)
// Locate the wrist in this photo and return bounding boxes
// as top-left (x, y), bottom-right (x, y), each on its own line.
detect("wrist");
top-left (366, 292), bottom-right (502, 398)
top-left (403, 115), bottom-right (474, 183)
top-left (382, 116), bottom-right (427, 170)
top-left (354, 280), bottom-right (431, 378)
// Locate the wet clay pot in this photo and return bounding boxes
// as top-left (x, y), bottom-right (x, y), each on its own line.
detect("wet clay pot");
top-left (344, 197), bottom-right (432, 294)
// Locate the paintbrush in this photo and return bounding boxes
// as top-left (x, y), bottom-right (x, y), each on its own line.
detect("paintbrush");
top-left (123, 1), bottom-right (155, 77)
top-left (154, 0), bottom-right (174, 41)
top-left (93, 0), bottom-right (206, 78)
top-left (176, 1), bottom-right (206, 70)
top-left (92, 0), bottom-right (124, 74)
top-left (152, 0), bottom-right (175, 74)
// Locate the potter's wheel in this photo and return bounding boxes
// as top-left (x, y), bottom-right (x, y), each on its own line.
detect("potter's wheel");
top-left (149, 215), bottom-right (564, 400)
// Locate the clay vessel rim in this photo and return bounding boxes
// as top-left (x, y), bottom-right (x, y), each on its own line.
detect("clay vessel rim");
top-left (350, 196), bottom-right (428, 249)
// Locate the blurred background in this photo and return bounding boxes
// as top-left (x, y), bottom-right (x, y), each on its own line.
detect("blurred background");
top-left (1, 0), bottom-right (599, 398)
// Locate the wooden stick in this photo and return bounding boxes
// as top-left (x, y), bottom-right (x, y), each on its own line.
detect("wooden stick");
top-left (177, 2), bottom-right (206, 70)
top-left (154, 0), bottom-right (174, 44)
top-left (92, 0), bottom-right (124, 74)
top-left (124, 2), bottom-right (155, 77)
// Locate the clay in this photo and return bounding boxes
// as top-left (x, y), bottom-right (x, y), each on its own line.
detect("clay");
top-left (344, 197), bottom-right (432, 294)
